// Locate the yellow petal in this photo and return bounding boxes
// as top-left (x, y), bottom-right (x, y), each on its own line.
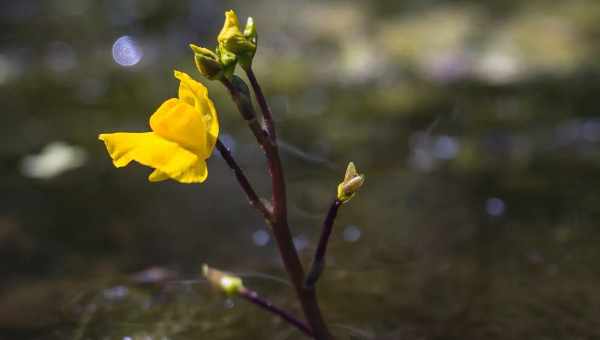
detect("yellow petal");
top-left (98, 132), bottom-right (208, 183)
top-left (173, 70), bottom-right (219, 153)
top-left (148, 169), bottom-right (169, 182)
top-left (218, 10), bottom-right (242, 44)
top-left (149, 98), bottom-right (210, 158)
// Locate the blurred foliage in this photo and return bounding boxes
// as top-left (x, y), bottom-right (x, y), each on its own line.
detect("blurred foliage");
top-left (2, 0), bottom-right (600, 339)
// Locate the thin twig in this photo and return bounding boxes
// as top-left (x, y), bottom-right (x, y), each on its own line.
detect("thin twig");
top-left (239, 287), bottom-right (314, 338)
top-left (215, 139), bottom-right (273, 224)
top-left (305, 199), bottom-right (341, 288)
top-left (245, 66), bottom-right (276, 141)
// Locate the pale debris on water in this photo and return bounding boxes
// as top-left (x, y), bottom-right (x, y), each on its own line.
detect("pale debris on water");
top-left (21, 141), bottom-right (87, 179)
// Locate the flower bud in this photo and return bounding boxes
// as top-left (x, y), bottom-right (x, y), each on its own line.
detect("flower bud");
top-left (243, 17), bottom-right (257, 44)
top-left (337, 162), bottom-right (365, 203)
top-left (218, 10), bottom-right (257, 69)
top-left (215, 46), bottom-right (238, 79)
top-left (190, 44), bottom-right (223, 80)
top-left (203, 264), bottom-right (244, 296)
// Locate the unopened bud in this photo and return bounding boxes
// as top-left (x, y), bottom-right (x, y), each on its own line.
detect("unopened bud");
top-left (190, 44), bottom-right (223, 80)
top-left (217, 10), bottom-right (257, 70)
top-left (203, 264), bottom-right (244, 296)
top-left (337, 162), bottom-right (365, 203)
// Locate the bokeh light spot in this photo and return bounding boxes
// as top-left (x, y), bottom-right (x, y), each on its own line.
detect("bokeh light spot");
top-left (485, 197), bottom-right (506, 217)
top-left (112, 36), bottom-right (143, 67)
top-left (343, 225), bottom-right (362, 242)
top-left (252, 229), bottom-right (270, 247)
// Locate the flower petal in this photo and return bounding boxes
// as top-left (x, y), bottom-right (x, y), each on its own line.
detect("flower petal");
top-left (148, 169), bottom-right (169, 182)
top-left (149, 98), bottom-right (210, 158)
top-left (173, 70), bottom-right (219, 152)
top-left (98, 132), bottom-right (208, 183)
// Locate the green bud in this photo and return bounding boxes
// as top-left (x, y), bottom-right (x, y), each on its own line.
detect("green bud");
top-left (203, 264), bottom-right (245, 296)
top-left (337, 162), bottom-right (365, 203)
top-left (216, 46), bottom-right (238, 79)
top-left (189, 44), bottom-right (223, 80)
top-left (217, 10), bottom-right (257, 70)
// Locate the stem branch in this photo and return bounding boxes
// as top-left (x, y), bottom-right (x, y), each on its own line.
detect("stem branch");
top-left (239, 287), bottom-right (314, 338)
top-left (244, 66), bottom-right (276, 141)
top-left (221, 76), bottom-right (333, 340)
top-left (215, 139), bottom-right (273, 224)
top-left (305, 199), bottom-right (341, 288)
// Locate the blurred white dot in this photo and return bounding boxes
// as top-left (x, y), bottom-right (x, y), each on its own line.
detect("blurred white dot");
top-left (20, 141), bottom-right (87, 179)
top-left (252, 229), bottom-right (270, 246)
top-left (343, 225), bottom-right (362, 242)
top-left (103, 285), bottom-right (128, 301)
top-left (123, 337), bottom-right (133, 340)
top-left (476, 51), bottom-right (522, 84)
top-left (293, 235), bottom-right (309, 251)
top-left (45, 41), bottom-right (78, 73)
top-left (224, 298), bottom-right (235, 309)
top-left (219, 133), bottom-right (237, 154)
top-left (78, 78), bottom-right (107, 104)
top-left (112, 36), bottom-right (143, 67)
top-left (582, 120), bottom-right (600, 143)
top-left (555, 120), bottom-right (581, 145)
top-left (0, 54), bottom-right (19, 85)
top-left (485, 197), bottom-right (506, 217)
top-left (433, 135), bottom-right (460, 160)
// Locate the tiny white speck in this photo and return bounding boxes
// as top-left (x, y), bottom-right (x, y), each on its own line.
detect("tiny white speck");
top-left (252, 229), bottom-right (270, 246)
top-left (343, 225), bottom-right (362, 242)
top-left (485, 197), bottom-right (506, 217)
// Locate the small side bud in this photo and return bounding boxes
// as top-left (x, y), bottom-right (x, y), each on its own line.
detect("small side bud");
top-left (203, 264), bottom-right (244, 296)
top-left (244, 17), bottom-right (257, 45)
top-left (190, 44), bottom-right (223, 80)
top-left (337, 162), bottom-right (365, 203)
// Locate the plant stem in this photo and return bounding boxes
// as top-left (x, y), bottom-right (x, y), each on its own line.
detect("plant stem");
top-left (244, 66), bottom-right (276, 141)
top-left (239, 287), bottom-right (314, 338)
top-left (305, 199), bottom-right (341, 288)
top-left (215, 139), bottom-right (273, 224)
top-left (221, 77), bottom-right (333, 340)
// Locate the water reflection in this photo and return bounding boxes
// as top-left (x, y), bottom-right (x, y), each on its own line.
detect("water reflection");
top-left (252, 229), bottom-right (270, 247)
top-left (45, 41), bottom-right (77, 73)
top-left (485, 197), bottom-right (506, 217)
top-left (20, 141), bottom-right (87, 179)
top-left (112, 36), bottom-right (143, 67)
top-left (292, 234), bottom-right (309, 251)
top-left (342, 225), bottom-right (362, 242)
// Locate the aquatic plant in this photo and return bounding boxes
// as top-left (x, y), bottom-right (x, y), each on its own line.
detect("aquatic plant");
top-left (99, 10), bottom-right (364, 340)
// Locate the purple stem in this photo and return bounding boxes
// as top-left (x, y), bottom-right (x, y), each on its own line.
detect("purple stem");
top-left (215, 139), bottom-right (273, 224)
top-left (305, 199), bottom-right (342, 288)
top-left (240, 287), bottom-right (314, 338)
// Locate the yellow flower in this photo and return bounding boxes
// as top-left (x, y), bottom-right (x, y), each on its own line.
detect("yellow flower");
top-left (217, 10), bottom-right (256, 68)
top-left (98, 70), bottom-right (219, 184)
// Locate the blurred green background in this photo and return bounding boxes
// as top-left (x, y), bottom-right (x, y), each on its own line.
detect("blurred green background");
top-left (2, 0), bottom-right (600, 339)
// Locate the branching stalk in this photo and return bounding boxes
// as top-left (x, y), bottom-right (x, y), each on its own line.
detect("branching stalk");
top-left (215, 139), bottom-right (273, 224)
top-left (239, 287), bottom-right (314, 337)
top-left (221, 76), bottom-right (333, 340)
top-left (244, 66), bottom-right (276, 141)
